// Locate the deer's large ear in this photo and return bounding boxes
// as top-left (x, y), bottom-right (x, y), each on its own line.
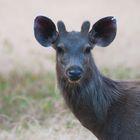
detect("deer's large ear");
top-left (34, 16), bottom-right (58, 47)
top-left (89, 16), bottom-right (117, 47)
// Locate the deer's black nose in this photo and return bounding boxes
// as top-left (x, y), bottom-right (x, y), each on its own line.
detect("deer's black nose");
top-left (66, 66), bottom-right (83, 81)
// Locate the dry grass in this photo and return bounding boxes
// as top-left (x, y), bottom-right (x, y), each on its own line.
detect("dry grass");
top-left (0, 70), bottom-right (97, 140)
top-left (0, 112), bottom-right (96, 140)
top-left (0, 68), bottom-right (140, 140)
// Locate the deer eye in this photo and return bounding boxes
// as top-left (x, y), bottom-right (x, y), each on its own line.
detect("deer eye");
top-left (57, 47), bottom-right (64, 53)
top-left (56, 44), bottom-right (65, 54)
top-left (84, 45), bottom-right (92, 54)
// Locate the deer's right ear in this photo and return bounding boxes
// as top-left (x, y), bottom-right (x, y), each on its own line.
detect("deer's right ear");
top-left (34, 16), bottom-right (58, 47)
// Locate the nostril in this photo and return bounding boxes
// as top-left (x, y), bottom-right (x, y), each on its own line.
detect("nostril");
top-left (66, 67), bottom-right (83, 81)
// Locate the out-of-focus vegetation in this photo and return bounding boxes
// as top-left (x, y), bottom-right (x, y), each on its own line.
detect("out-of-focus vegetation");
top-left (0, 67), bottom-right (140, 140)
top-left (0, 70), bottom-right (63, 130)
top-left (102, 66), bottom-right (140, 80)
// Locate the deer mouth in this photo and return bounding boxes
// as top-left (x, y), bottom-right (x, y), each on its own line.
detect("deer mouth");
top-left (68, 78), bottom-right (81, 84)
top-left (68, 77), bottom-right (81, 83)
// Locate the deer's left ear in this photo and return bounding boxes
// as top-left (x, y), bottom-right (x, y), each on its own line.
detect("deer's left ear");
top-left (89, 16), bottom-right (117, 47)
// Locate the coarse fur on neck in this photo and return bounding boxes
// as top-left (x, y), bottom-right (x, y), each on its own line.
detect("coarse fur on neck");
top-left (56, 56), bottom-right (122, 126)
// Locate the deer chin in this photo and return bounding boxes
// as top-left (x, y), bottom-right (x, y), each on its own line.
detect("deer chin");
top-left (68, 78), bottom-right (81, 84)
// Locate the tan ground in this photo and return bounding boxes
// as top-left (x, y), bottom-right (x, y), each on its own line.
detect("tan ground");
top-left (0, 0), bottom-right (140, 140)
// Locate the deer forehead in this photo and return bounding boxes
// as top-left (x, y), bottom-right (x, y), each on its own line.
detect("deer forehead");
top-left (57, 31), bottom-right (89, 48)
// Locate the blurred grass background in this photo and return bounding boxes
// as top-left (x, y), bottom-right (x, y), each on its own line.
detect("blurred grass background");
top-left (0, 0), bottom-right (140, 139)
top-left (0, 66), bottom-right (140, 140)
